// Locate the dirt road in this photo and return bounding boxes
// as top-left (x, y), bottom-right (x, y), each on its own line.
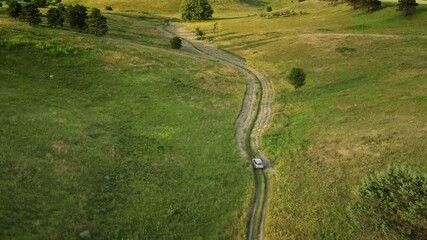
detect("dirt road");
top-left (157, 22), bottom-right (273, 240)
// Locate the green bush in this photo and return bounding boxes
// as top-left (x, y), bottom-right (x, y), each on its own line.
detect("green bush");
top-left (350, 165), bottom-right (427, 239)
top-left (287, 67), bottom-right (306, 89)
top-left (105, 6), bottom-right (112, 11)
top-left (180, 0), bottom-right (213, 21)
top-left (66, 4), bottom-right (88, 31)
top-left (20, 3), bottom-right (42, 26)
top-left (88, 8), bottom-right (108, 36)
top-left (47, 7), bottom-right (64, 27)
top-left (170, 37), bottom-right (182, 49)
top-left (7, 0), bottom-right (21, 19)
top-left (266, 6), bottom-right (272, 12)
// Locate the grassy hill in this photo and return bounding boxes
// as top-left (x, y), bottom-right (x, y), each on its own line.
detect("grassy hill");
top-left (187, 1), bottom-right (427, 238)
top-left (0, 11), bottom-right (252, 239)
top-left (63, 0), bottom-right (290, 14)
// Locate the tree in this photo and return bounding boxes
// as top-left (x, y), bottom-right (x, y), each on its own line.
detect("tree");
top-left (180, 0), bottom-right (213, 21)
top-left (360, 0), bottom-right (381, 11)
top-left (87, 8), bottom-right (108, 36)
top-left (267, 6), bottom-right (272, 12)
top-left (350, 165), bottom-right (427, 239)
top-left (20, 3), bottom-right (42, 26)
top-left (7, 0), bottom-right (22, 20)
top-left (397, 0), bottom-right (418, 15)
top-left (47, 7), bottom-right (64, 27)
top-left (287, 68), bottom-right (306, 89)
top-left (32, 0), bottom-right (47, 8)
top-left (170, 37), bottom-right (182, 49)
top-left (66, 4), bottom-right (88, 31)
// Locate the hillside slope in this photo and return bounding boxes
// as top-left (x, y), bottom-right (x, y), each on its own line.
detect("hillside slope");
top-left (63, 0), bottom-right (289, 13)
top-left (0, 12), bottom-right (252, 239)
top-left (186, 1), bottom-right (427, 238)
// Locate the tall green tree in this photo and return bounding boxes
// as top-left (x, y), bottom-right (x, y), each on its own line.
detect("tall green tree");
top-left (20, 3), bottom-right (42, 26)
top-left (47, 7), bottom-right (64, 27)
top-left (397, 0), bottom-right (418, 15)
top-left (87, 8), bottom-right (108, 36)
top-left (350, 165), bottom-right (427, 239)
top-left (7, 0), bottom-right (22, 20)
top-left (66, 4), bottom-right (88, 31)
top-left (287, 68), bottom-right (306, 89)
top-left (180, 0), bottom-right (213, 21)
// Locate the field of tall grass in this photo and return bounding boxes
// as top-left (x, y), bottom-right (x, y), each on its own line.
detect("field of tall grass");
top-left (0, 12), bottom-right (252, 239)
top-left (188, 1), bottom-right (427, 238)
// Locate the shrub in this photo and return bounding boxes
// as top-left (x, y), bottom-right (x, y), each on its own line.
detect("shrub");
top-left (105, 6), bottom-right (113, 11)
top-left (180, 0), bottom-right (213, 21)
top-left (195, 27), bottom-right (204, 37)
top-left (88, 8), bottom-right (108, 36)
top-left (20, 3), bottom-right (42, 26)
top-left (0, 2), bottom-right (3, 8)
top-left (397, 0), bottom-right (418, 15)
top-left (170, 37), bottom-right (182, 49)
top-left (66, 4), bottom-right (88, 31)
top-left (350, 165), bottom-right (427, 239)
top-left (47, 7), bottom-right (64, 27)
top-left (287, 67), bottom-right (306, 89)
top-left (7, 0), bottom-right (21, 19)
top-left (266, 6), bottom-right (272, 12)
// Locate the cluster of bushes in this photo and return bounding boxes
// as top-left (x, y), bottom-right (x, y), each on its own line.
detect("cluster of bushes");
top-left (347, 0), bottom-right (382, 12)
top-left (180, 0), bottom-right (213, 21)
top-left (344, 0), bottom-right (417, 15)
top-left (6, 1), bottom-right (108, 36)
top-left (260, 10), bottom-right (308, 18)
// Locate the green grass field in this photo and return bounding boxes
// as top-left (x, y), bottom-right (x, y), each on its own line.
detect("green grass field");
top-left (0, 12), bottom-right (252, 239)
top-left (1, 0), bottom-right (426, 239)
top-left (63, 0), bottom-right (290, 14)
top-left (187, 1), bottom-right (427, 238)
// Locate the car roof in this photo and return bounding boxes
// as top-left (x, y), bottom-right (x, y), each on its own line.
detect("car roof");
top-left (253, 158), bottom-right (263, 164)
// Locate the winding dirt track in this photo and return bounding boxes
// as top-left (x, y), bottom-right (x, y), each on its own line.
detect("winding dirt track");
top-left (157, 22), bottom-right (273, 240)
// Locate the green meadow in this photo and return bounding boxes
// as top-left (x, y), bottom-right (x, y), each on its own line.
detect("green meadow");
top-left (0, 11), bottom-right (252, 239)
top-left (188, 1), bottom-right (427, 238)
top-left (1, 0), bottom-right (426, 239)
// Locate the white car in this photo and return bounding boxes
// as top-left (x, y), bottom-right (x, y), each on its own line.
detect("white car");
top-left (252, 158), bottom-right (264, 169)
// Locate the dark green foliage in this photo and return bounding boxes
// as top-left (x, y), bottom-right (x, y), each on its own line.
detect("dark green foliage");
top-left (180, 0), bottom-right (213, 21)
top-left (20, 3), bottom-right (42, 26)
top-left (66, 4), bottom-right (87, 31)
top-left (195, 27), bottom-right (205, 39)
top-left (350, 165), bottom-right (427, 239)
top-left (347, 0), bottom-right (381, 11)
top-left (0, 2), bottom-right (3, 8)
top-left (288, 67), bottom-right (306, 89)
top-left (170, 36), bottom-right (182, 49)
top-left (397, 0), bottom-right (418, 15)
top-left (267, 6), bottom-right (272, 12)
top-left (88, 8), bottom-right (108, 36)
top-left (32, 0), bottom-right (47, 8)
top-left (7, 0), bottom-right (21, 19)
top-left (105, 6), bottom-right (113, 11)
top-left (46, 7), bottom-right (64, 27)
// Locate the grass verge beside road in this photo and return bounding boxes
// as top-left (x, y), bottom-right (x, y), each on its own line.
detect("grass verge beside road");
top-left (0, 13), bottom-right (252, 239)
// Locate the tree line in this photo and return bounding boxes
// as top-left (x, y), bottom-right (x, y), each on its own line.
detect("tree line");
top-left (339, 0), bottom-right (418, 15)
top-left (6, 0), bottom-right (108, 36)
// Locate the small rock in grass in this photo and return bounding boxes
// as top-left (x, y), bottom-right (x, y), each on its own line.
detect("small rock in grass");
top-left (79, 230), bottom-right (92, 240)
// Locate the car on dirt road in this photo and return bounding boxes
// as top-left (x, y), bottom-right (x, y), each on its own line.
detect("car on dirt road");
top-left (252, 158), bottom-right (264, 169)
